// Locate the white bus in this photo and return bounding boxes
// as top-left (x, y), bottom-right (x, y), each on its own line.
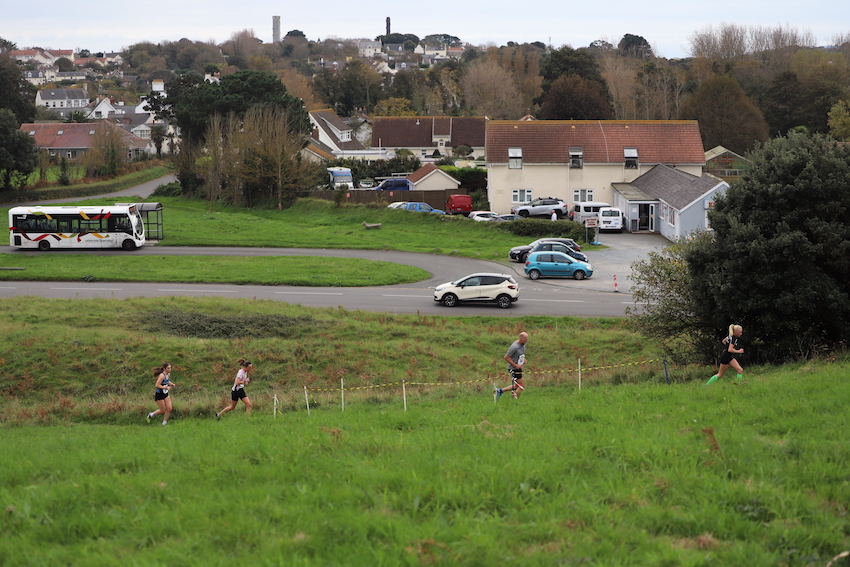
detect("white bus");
top-left (9, 204), bottom-right (146, 251)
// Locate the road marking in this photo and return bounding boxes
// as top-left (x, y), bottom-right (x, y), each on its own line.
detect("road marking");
top-left (382, 294), bottom-right (431, 298)
top-left (157, 288), bottom-right (237, 293)
top-left (50, 287), bottom-right (124, 291)
top-left (275, 291), bottom-right (344, 296)
top-left (521, 298), bottom-right (584, 303)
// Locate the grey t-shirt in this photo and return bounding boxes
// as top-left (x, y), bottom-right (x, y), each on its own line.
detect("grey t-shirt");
top-left (505, 340), bottom-right (526, 371)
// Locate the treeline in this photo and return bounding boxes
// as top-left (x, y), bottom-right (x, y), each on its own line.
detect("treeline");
top-left (116, 24), bottom-right (850, 155)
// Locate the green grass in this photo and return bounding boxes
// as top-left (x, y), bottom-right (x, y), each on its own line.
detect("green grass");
top-left (0, 254), bottom-right (427, 286)
top-left (1, 361), bottom-right (848, 566)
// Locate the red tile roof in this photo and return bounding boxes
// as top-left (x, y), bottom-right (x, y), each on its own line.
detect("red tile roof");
top-left (20, 122), bottom-right (145, 150)
top-left (486, 120), bottom-right (705, 165)
top-left (372, 116), bottom-right (486, 149)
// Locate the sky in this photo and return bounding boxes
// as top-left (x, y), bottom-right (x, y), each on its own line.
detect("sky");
top-left (3, 0), bottom-right (847, 60)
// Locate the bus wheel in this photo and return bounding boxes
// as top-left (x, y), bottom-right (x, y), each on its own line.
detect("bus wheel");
top-left (121, 239), bottom-right (136, 251)
top-left (38, 240), bottom-right (50, 251)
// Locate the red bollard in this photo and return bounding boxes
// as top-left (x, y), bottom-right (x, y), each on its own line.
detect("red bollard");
top-left (614, 274), bottom-right (620, 292)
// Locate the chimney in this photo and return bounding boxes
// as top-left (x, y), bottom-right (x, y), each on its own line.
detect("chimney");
top-left (386, 17), bottom-right (390, 37)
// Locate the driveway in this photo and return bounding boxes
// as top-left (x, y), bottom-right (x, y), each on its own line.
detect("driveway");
top-left (500, 232), bottom-right (669, 294)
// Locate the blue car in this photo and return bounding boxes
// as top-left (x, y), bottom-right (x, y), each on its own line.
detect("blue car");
top-left (524, 251), bottom-right (593, 280)
top-left (402, 202), bottom-right (445, 214)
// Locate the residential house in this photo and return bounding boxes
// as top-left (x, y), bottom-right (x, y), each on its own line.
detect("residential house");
top-left (23, 67), bottom-right (57, 86)
top-left (309, 109), bottom-right (391, 161)
top-left (73, 57), bottom-right (107, 67)
top-left (45, 49), bottom-right (75, 62)
top-left (406, 163), bottom-right (461, 191)
top-left (35, 88), bottom-right (90, 118)
top-left (8, 49), bottom-right (54, 65)
top-left (55, 69), bottom-right (95, 81)
top-left (485, 120), bottom-right (706, 218)
top-left (371, 116), bottom-right (487, 160)
top-left (104, 52), bottom-right (125, 66)
top-left (20, 122), bottom-right (148, 161)
top-left (704, 145), bottom-right (751, 182)
top-left (358, 40), bottom-right (382, 58)
top-left (612, 165), bottom-right (728, 241)
top-left (88, 97), bottom-right (121, 119)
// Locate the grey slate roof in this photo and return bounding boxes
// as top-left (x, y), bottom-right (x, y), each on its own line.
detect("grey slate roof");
top-left (627, 165), bottom-right (723, 210)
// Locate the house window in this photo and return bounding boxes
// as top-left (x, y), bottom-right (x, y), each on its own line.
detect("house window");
top-left (573, 189), bottom-right (594, 202)
top-left (624, 147), bottom-right (639, 169)
top-left (569, 147), bottom-right (583, 169)
top-left (57, 130), bottom-right (64, 135)
top-left (508, 147), bottom-right (522, 169)
top-left (438, 141), bottom-right (445, 147)
top-left (512, 189), bottom-right (533, 203)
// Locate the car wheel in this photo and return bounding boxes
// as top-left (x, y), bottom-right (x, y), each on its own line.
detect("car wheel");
top-left (121, 239), bottom-right (136, 251)
top-left (528, 269), bottom-right (541, 280)
top-left (573, 270), bottom-right (586, 280)
top-left (518, 210), bottom-right (529, 218)
top-left (520, 252), bottom-right (529, 263)
top-left (496, 294), bottom-right (512, 309)
top-left (442, 293), bottom-right (458, 307)
top-left (38, 239), bottom-right (50, 251)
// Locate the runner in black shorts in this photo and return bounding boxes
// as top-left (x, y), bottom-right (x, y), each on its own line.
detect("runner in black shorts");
top-left (216, 358), bottom-right (254, 419)
top-left (707, 324), bottom-right (744, 385)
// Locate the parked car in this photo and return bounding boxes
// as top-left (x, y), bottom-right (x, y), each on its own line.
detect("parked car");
top-left (493, 214), bottom-right (522, 222)
top-left (387, 201), bottom-right (408, 209)
top-left (511, 198), bottom-right (568, 218)
top-left (377, 178), bottom-right (412, 190)
top-left (468, 211), bottom-right (500, 221)
top-left (509, 237), bottom-right (583, 262)
top-left (445, 194), bottom-right (473, 216)
top-left (358, 178), bottom-right (375, 188)
top-left (526, 241), bottom-right (587, 262)
top-left (402, 202), bottom-right (445, 214)
top-left (524, 251), bottom-right (593, 280)
top-left (434, 273), bottom-right (519, 309)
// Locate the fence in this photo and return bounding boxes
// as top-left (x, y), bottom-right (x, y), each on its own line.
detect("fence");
top-left (289, 358), bottom-right (667, 415)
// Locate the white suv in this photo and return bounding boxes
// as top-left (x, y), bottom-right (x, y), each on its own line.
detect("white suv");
top-left (511, 198), bottom-right (568, 218)
top-left (434, 273), bottom-right (520, 309)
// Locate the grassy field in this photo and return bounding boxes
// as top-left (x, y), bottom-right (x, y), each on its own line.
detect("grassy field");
top-left (1, 360), bottom-right (848, 566)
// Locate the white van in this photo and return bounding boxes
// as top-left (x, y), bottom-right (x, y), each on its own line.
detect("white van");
top-left (598, 207), bottom-right (624, 232)
top-left (571, 201), bottom-right (611, 224)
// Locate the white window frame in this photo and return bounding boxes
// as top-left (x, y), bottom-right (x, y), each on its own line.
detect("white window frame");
top-left (573, 189), bottom-right (594, 202)
top-left (512, 189), bottom-right (533, 203)
top-left (508, 147), bottom-right (522, 169)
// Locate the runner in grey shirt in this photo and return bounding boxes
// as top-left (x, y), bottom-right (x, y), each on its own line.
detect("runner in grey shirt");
top-left (495, 332), bottom-right (528, 401)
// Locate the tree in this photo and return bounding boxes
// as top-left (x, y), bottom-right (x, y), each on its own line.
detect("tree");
top-left (313, 60), bottom-right (383, 115)
top-left (0, 54), bottom-right (36, 123)
top-left (64, 111), bottom-right (91, 123)
top-left (539, 45), bottom-right (609, 103)
top-left (686, 132), bottom-right (850, 362)
top-left (0, 108), bottom-right (38, 190)
top-left (617, 34), bottom-right (653, 59)
top-left (459, 60), bottom-right (524, 119)
top-left (828, 100), bottom-right (850, 141)
top-left (626, 234), bottom-right (718, 363)
top-left (55, 57), bottom-right (74, 72)
top-left (678, 75), bottom-right (769, 155)
top-left (164, 69), bottom-right (310, 147)
top-left (539, 74), bottom-right (614, 120)
top-left (80, 122), bottom-right (127, 178)
top-left (373, 97), bottom-right (415, 116)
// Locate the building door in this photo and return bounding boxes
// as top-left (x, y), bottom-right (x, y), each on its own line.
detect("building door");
top-left (649, 204), bottom-right (655, 232)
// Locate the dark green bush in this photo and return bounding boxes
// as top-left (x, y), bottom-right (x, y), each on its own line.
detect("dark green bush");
top-left (494, 218), bottom-right (587, 242)
top-left (145, 311), bottom-right (326, 339)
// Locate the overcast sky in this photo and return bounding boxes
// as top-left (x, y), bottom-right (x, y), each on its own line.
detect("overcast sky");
top-left (4, 0), bottom-right (847, 59)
